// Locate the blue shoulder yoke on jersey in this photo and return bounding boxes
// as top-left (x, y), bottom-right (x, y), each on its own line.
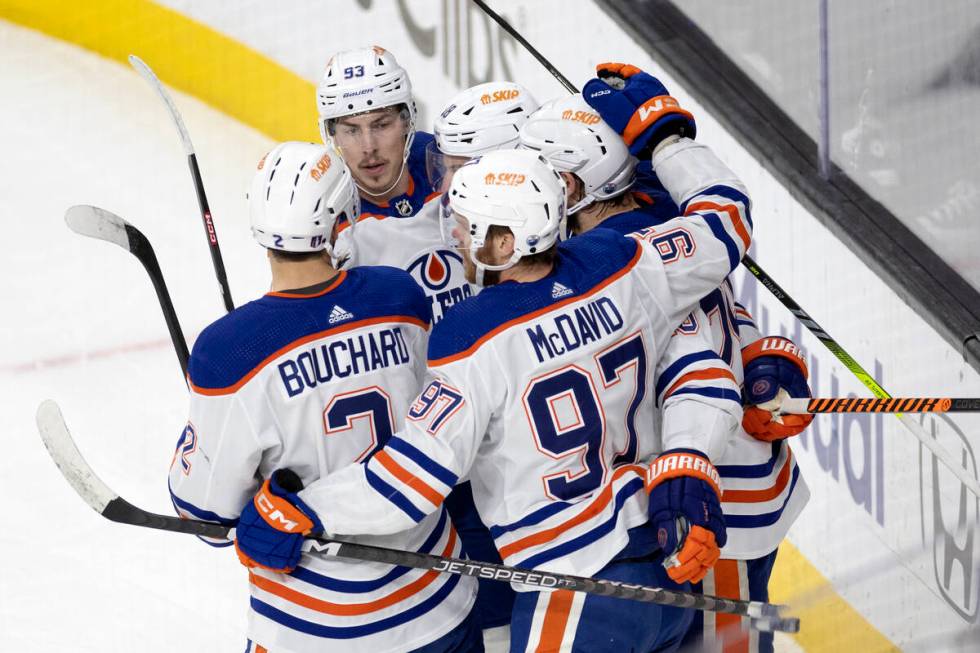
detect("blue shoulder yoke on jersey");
top-left (428, 229), bottom-right (639, 363)
top-left (359, 131), bottom-right (437, 218)
top-left (188, 266), bottom-right (431, 390)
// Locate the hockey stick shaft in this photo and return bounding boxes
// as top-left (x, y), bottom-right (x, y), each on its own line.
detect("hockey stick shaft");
top-left (65, 206), bottom-right (190, 380)
top-left (742, 257), bottom-right (980, 497)
top-left (129, 55), bottom-right (235, 313)
top-left (35, 399), bottom-right (798, 632)
top-left (781, 397), bottom-right (980, 414)
top-left (470, 0), bottom-right (577, 94)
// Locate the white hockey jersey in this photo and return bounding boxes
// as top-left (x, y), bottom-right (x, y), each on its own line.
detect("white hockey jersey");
top-left (337, 131), bottom-right (477, 323)
top-left (619, 187), bottom-right (809, 560)
top-left (302, 139), bottom-right (754, 581)
top-left (702, 284), bottom-right (810, 560)
top-left (168, 267), bottom-right (476, 653)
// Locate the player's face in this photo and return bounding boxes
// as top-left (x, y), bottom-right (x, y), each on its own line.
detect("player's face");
top-left (437, 154), bottom-right (471, 193)
top-left (332, 107), bottom-right (408, 195)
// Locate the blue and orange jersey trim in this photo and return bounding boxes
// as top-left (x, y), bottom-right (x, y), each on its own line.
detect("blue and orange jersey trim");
top-left (428, 231), bottom-right (642, 366)
top-left (189, 314), bottom-right (428, 396)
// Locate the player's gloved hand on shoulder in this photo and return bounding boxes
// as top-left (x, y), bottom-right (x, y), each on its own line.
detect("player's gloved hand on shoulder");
top-left (646, 449), bottom-right (726, 584)
top-left (235, 469), bottom-right (323, 573)
top-left (742, 336), bottom-right (814, 442)
top-left (582, 63), bottom-right (696, 158)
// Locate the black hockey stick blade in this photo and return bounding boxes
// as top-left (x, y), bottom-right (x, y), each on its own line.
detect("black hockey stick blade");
top-left (35, 400), bottom-right (799, 632)
top-left (64, 205), bottom-right (190, 379)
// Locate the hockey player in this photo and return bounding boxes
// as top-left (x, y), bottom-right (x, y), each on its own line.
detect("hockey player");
top-left (427, 80), bottom-right (540, 650)
top-left (168, 142), bottom-right (479, 653)
top-left (316, 46), bottom-right (474, 320)
top-left (427, 80), bottom-right (539, 193)
top-left (236, 70), bottom-right (757, 651)
top-left (535, 68), bottom-right (813, 652)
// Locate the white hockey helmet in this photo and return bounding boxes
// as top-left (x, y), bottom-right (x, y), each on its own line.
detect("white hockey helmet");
top-left (249, 141), bottom-right (360, 256)
top-left (427, 81), bottom-right (539, 192)
top-left (316, 46), bottom-right (417, 160)
top-left (519, 93), bottom-right (635, 215)
top-left (447, 149), bottom-right (566, 285)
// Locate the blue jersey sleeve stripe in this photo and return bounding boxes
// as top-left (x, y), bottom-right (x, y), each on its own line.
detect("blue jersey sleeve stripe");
top-left (365, 466), bottom-right (426, 523)
top-left (386, 437), bottom-right (458, 488)
top-left (701, 213), bottom-right (741, 273)
top-left (489, 498), bottom-right (576, 539)
top-left (717, 441), bottom-right (783, 478)
top-left (169, 486), bottom-right (236, 526)
top-left (290, 509), bottom-right (449, 592)
top-left (654, 350), bottom-right (719, 398)
top-left (668, 386), bottom-right (742, 403)
top-left (723, 465), bottom-right (800, 528)
top-left (690, 185), bottom-right (753, 228)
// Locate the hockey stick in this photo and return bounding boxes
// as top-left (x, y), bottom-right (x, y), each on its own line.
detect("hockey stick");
top-left (129, 55), bottom-right (235, 313)
top-left (470, 0), bottom-right (577, 94)
top-left (35, 399), bottom-right (799, 634)
top-left (471, 1), bottom-right (980, 498)
top-left (65, 205), bottom-right (190, 380)
top-left (780, 397), bottom-right (980, 414)
top-left (742, 259), bottom-right (980, 498)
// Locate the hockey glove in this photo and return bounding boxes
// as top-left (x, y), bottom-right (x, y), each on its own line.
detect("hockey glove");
top-left (582, 63), bottom-right (696, 158)
top-left (646, 449), bottom-right (726, 584)
top-left (235, 469), bottom-right (323, 573)
top-left (742, 336), bottom-right (814, 442)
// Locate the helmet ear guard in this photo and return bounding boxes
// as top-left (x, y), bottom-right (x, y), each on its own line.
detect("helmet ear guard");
top-left (249, 142), bottom-right (359, 262)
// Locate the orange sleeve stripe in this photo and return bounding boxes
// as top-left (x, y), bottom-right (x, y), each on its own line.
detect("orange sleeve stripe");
top-left (721, 449), bottom-right (794, 503)
top-left (662, 367), bottom-right (738, 400)
top-left (248, 526), bottom-right (457, 615)
top-left (374, 450), bottom-right (446, 507)
top-left (189, 315), bottom-right (429, 396)
top-left (685, 200), bottom-right (751, 254)
top-left (535, 589), bottom-right (575, 652)
top-left (498, 464), bottom-right (645, 560)
top-left (429, 245), bottom-right (643, 367)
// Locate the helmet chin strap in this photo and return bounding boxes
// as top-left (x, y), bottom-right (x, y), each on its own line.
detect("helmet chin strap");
top-left (471, 248), bottom-right (521, 288)
top-left (355, 156), bottom-right (409, 198)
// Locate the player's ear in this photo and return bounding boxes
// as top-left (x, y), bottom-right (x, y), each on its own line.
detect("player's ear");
top-left (559, 171), bottom-right (581, 202)
top-left (489, 228), bottom-right (515, 263)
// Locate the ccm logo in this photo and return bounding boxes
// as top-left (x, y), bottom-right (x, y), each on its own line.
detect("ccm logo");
top-left (257, 494), bottom-right (302, 532)
top-left (481, 89), bottom-right (520, 104)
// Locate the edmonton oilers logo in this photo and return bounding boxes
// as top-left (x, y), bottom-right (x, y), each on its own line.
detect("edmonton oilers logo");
top-left (407, 249), bottom-right (462, 291)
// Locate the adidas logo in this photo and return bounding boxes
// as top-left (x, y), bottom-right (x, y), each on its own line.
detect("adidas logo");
top-left (328, 305), bottom-right (354, 324)
top-left (551, 282), bottom-right (574, 299)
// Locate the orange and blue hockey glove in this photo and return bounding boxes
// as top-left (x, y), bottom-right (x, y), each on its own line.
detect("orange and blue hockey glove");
top-left (235, 469), bottom-right (323, 573)
top-left (582, 63), bottom-right (696, 157)
top-left (646, 449), bottom-right (726, 584)
top-left (742, 336), bottom-right (814, 442)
